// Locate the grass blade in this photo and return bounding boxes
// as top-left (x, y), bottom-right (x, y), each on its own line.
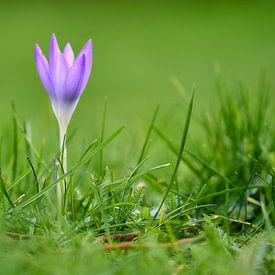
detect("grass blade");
top-left (99, 97), bottom-right (108, 171)
top-left (12, 102), bottom-right (18, 180)
top-left (154, 127), bottom-right (200, 177)
top-left (27, 157), bottom-right (39, 193)
top-left (153, 91), bottom-right (194, 220)
top-left (0, 170), bottom-right (14, 208)
top-left (79, 139), bottom-right (98, 161)
top-left (138, 105), bottom-right (159, 164)
top-left (121, 157), bottom-right (149, 202)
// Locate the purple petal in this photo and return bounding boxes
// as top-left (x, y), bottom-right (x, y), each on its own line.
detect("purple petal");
top-left (77, 39), bottom-right (92, 57)
top-left (51, 53), bottom-right (68, 95)
top-left (81, 50), bottom-right (92, 91)
top-left (63, 54), bottom-right (86, 100)
top-left (63, 43), bottom-right (75, 68)
top-left (49, 33), bottom-right (61, 72)
top-left (76, 39), bottom-right (92, 91)
top-left (34, 44), bottom-right (54, 95)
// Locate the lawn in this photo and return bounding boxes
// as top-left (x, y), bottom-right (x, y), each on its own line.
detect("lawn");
top-left (0, 1), bottom-right (274, 274)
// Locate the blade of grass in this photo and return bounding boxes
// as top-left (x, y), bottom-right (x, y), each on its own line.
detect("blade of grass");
top-left (79, 139), bottom-right (98, 161)
top-left (27, 157), bottom-right (39, 193)
top-left (99, 97), bottom-right (107, 172)
top-left (121, 157), bottom-right (149, 202)
top-left (12, 109), bottom-right (48, 170)
top-left (7, 168), bottom-right (31, 191)
top-left (153, 91), bottom-right (194, 220)
top-left (164, 204), bottom-right (214, 223)
top-left (155, 127), bottom-right (235, 187)
top-left (57, 157), bottom-right (67, 214)
top-left (23, 122), bottom-right (32, 161)
top-left (12, 102), bottom-right (18, 181)
top-left (102, 163), bottom-right (170, 193)
top-left (154, 127), bottom-right (200, 177)
top-left (138, 105), bottom-right (159, 164)
top-left (0, 137), bottom-right (2, 169)
top-left (0, 169), bottom-right (14, 208)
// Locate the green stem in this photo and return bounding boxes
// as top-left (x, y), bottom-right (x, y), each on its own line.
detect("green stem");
top-left (57, 125), bottom-right (67, 211)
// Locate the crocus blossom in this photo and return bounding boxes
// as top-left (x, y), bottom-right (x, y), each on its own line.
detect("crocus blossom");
top-left (34, 34), bottom-right (92, 144)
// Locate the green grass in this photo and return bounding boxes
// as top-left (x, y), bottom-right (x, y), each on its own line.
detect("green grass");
top-left (0, 80), bottom-right (274, 274)
top-left (1, 1), bottom-right (275, 274)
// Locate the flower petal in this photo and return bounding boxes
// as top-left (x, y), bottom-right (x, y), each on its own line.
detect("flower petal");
top-left (76, 39), bottom-right (92, 91)
top-left (34, 44), bottom-right (54, 96)
top-left (63, 43), bottom-right (75, 68)
top-left (63, 54), bottom-right (86, 101)
top-left (77, 39), bottom-right (92, 57)
top-left (81, 50), bottom-right (92, 91)
top-left (49, 33), bottom-right (61, 72)
top-left (51, 53), bottom-right (68, 96)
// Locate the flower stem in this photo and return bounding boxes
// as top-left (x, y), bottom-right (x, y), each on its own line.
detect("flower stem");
top-left (57, 125), bottom-right (67, 211)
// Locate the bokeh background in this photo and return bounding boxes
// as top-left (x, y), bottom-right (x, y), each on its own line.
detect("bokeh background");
top-left (0, 0), bottom-right (274, 167)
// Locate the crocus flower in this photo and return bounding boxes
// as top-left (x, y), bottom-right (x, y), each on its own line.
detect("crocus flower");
top-left (34, 34), bottom-right (92, 208)
top-left (34, 34), bottom-right (92, 145)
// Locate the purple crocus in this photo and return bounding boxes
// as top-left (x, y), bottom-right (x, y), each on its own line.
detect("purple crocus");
top-left (34, 34), bottom-right (92, 145)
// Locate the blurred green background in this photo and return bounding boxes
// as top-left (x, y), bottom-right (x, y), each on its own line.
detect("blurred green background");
top-left (0, 0), bottom-right (274, 163)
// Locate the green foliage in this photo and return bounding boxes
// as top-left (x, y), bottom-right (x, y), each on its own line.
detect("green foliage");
top-left (0, 83), bottom-right (274, 274)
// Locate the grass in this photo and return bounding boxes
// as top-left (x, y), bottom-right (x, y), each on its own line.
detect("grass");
top-left (0, 79), bottom-right (274, 275)
top-left (1, 2), bottom-right (275, 273)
